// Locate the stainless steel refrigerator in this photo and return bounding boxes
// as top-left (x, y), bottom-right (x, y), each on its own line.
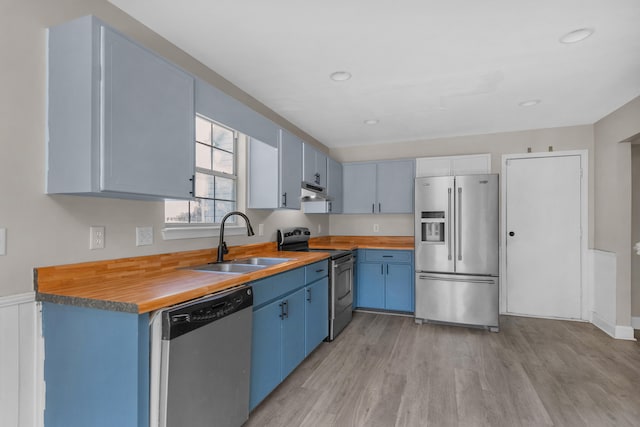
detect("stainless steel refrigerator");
top-left (414, 174), bottom-right (499, 331)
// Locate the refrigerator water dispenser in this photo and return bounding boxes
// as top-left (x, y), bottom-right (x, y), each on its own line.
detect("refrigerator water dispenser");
top-left (421, 211), bottom-right (445, 243)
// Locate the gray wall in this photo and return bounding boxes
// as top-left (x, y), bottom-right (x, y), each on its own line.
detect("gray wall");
top-left (632, 144), bottom-right (640, 318)
top-left (593, 95), bottom-right (640, 326)
top-left (0, 0), bottom-right (327, 298)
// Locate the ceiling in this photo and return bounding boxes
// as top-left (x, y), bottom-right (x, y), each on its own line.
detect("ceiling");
top-left (108, 0), bottom-right (640, 148)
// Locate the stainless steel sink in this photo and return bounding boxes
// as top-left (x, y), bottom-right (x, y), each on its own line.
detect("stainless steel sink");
top-left (230, 257), bottom-right (292, 266)
top-left (190, 263), bottom-right (267, 274)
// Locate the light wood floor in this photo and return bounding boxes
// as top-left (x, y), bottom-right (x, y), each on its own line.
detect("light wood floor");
top-left (245, 312), bottom-right (640, 427)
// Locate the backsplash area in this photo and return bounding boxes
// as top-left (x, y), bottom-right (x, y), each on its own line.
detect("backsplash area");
top-left (329, 214), bottom-right (413, 236)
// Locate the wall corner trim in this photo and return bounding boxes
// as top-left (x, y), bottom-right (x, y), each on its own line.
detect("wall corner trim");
top-left (592, 311), bottom-right (637, 340)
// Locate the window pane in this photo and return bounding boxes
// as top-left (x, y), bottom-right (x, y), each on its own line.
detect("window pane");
top-left (165, 200), bottom-right (190, 223)
top-left (215, 176), bottom-right (236, 201)
top-left (215, 200), bottom-right (236, 223)
top-left (195, 143), bottom-right (212, 170)
top-left (195, 117), bottom-right (212, 144)
top-left (194, 172), bottom-right (215, 199)
top-left (212, 124), bottom-right (234, 152)
top-left (190, 199), bottom-right (215, 223)
top-left (213, 149), bottom-right (234, 174)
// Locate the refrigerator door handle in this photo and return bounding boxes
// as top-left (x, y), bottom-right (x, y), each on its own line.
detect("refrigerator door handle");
top-left (447, 187), bottom-right (452, 261)
top-left (457, 187), bottom-right (462, 261)
top-left (418, 275), bottom-right (495, 284)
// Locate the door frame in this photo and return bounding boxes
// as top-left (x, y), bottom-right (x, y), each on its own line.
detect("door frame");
top-left (500, 150), bottom-right (590, 320)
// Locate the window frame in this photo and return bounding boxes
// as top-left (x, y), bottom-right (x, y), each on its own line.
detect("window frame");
top-left (163, 115), bottom-right (246, 240)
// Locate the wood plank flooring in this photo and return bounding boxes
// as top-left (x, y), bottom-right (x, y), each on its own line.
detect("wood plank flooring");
top-left (245, 312), bottom-right (640, 427)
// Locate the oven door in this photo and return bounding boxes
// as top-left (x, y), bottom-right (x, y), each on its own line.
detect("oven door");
top-left (332, 255), bottom-right (354, 319)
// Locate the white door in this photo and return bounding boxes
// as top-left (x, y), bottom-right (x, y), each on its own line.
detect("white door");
top-left (505, 155), bottom-right (582, 319)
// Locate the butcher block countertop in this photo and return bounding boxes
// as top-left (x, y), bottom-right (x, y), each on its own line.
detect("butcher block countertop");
top-left (309, 235), bottom-right (414, 251)
top-left (35, 242), bottom-right (328, 314)
top-left (35, 236), bottom-right (414, 314)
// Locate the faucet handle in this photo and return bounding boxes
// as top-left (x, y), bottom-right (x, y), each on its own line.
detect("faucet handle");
top-left (221, 241), bottom-right (229, 255)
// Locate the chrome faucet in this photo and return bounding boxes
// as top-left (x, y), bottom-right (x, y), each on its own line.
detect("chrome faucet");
top-left (217, 211), bottom-right (255, 263)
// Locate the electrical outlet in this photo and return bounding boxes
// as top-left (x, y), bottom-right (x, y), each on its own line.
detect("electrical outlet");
top-left (373, 224), bottom-right (380, 233)
top-left (258, 224), bottom-right (264, 236)
top-left (0, 228), bottom-right (6, 256)
top-left (90, 226), bottom-right (105, 250)
top-left (136, 226), bottom-right (153, 246)
top-left (317, 224), bottom-right (322, 234)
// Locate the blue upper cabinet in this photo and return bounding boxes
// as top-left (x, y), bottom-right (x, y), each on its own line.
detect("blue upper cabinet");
top-left (343, 160), bottom-right (415, 214)
top-left (303, 143), bottom-right (328, 187)
top-left (47, 16), bottom-right (195, 200)
top-left (279, 130), bottom-right (303, 209)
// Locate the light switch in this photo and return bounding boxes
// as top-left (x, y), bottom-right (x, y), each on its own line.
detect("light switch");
top-left (0, 228), bottom-right (6, 255)
top-left (136, 226), bottom-right (153, 246)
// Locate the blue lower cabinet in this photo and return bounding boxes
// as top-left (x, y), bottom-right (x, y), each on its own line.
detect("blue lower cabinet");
top-left (356, 250), bottom-right (414, 313)
top-left (42, 303), bottom-right (149, 427)
top-left (281, 287), bottom-right (306, 379)
top-left (305, 277), bottom-right (329, 356)
top-left (385, 263), bottom-right (414, 312)
top-left (249, 300), bottom-right (283, 410)
top-left (250, 264), bottom-right (329, 411)
top-left (358, 263), bottom-right (385, 309)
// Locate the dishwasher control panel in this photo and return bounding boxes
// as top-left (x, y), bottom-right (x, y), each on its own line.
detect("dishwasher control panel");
top-left (161, 286), bottom-right (253, 340)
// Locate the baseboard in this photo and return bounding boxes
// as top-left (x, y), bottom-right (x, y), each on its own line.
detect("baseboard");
top-left (592, 312), bottom-right (636, 341)
top-left (632, 316), bottom-right (640, 330)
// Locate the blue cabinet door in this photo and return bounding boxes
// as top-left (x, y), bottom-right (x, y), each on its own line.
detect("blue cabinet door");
top-left (305, 278), bottom-right (329, 356)
top-left (357, 262), bottom-right (385, 309)
top-left (250, 300), bottom-right (282, 410)
top-left (343, 163), bottom-right (377, 213)
top-left (281, 288), bottom-right (306, 379)
top-left (385, 263), bottom-right (414, 312)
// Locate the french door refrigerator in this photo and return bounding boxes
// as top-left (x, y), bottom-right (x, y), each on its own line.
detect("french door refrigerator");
top-left (414, 174), bottom-right (499, 331)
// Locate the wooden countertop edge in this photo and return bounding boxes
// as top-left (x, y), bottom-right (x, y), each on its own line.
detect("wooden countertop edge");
top-left (36, 251), bottom-right (329, 314)
top-left (35, 236), bottom-right (414, 314)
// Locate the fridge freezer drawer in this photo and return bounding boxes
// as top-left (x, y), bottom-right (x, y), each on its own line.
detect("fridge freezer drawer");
top-left (415, 273), bottom-right (498, 329)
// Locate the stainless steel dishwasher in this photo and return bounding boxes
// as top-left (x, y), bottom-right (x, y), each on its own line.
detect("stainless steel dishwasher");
top-left (155, 286), bottom-right (253, 427)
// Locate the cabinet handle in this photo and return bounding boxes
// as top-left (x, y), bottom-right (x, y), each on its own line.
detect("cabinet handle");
top-left (188, 175), bottom-right (195, 196)
top-left (386, 264), bottom-right (389, 275)
top-left (307, 288), bottom-right (311, 302)
top-left (282, 192), bottom-right (287, 207)
top-left (328, 201), bottom-right (332, 212)
top-left (316, 268), bottom-right (324, 273)
top-left (382, 255), bottom-right (393, 258)
top-left (314, 172), bottom-right (320, 185)
top-left (279, 302), bottom-right (284, 319)
top-left (372, 203), bottom-right (375, 213)
top-left (283, 300), bottom-right (289, 318)
top-left (379, 202), bottom-right (381, 213)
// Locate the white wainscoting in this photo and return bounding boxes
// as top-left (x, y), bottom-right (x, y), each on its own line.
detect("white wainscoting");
top-left (0, 292), bottom-right (43, 427)
top-left (589, 250), bottom-right (636, 340)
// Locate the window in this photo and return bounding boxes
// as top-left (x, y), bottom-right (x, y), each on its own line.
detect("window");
top-left (165, 116), bottom-right (237, 225)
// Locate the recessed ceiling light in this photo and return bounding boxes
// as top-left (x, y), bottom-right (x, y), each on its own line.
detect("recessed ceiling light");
top-left (560, 28), bottom-right (594, 44)
top-left (330, 71), bottom-right (352, 82)
top-left (518, 99), bottom-right (541, 107)
top-left (364, 119), bottom-right (379, 125)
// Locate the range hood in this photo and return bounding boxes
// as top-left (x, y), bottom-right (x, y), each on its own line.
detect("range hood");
top-left (300, 181), bottom-right (330, 201)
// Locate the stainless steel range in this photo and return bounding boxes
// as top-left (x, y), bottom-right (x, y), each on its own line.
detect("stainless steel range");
top-left (277, 227), bottom-right (354, 341)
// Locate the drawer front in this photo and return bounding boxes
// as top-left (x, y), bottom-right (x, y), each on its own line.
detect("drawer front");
top-left (251, 267), bottom-right (305, 308)
top-left (305, 260), bottom-right (329, 284)
top-left (364, 250), bottom-right (412, 263)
